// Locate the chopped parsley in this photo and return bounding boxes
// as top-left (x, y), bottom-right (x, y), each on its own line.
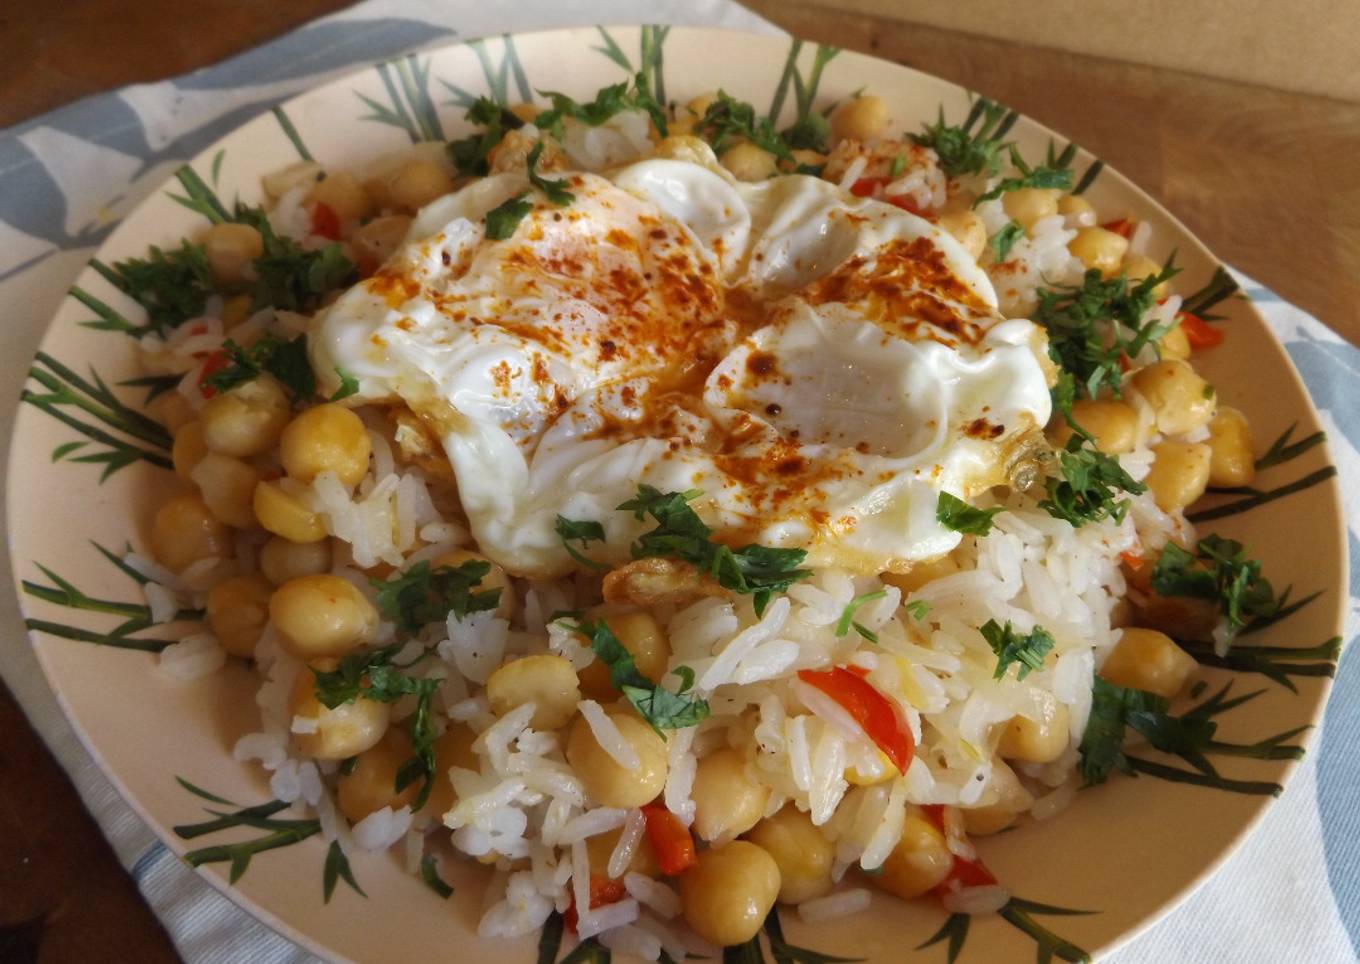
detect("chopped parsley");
top-left (201, 334), bottom-right (315, 402)
top-left (980, 619), bottom-right (1055, 680)
top-left (312, 642), bottom-right (441, 808)
top-left (107, 241), bottom-right (217, 333)
top-left (936, 492), bottom-right (1003, 536)
top-left (579, 618), bottom-right (709, 734)
top-left (973, 145), bottom-right (1074, 206)
top-left (484, 193), bottom-right (533, 240)
top-left (233, 206), bottom-right (354, 312)
top-left (837, 590), bottom-right (888, 643)
top-left (1078, 677), bottom-right (1169, 783)
top-left (329, 367), bottom-right (360, 401)
top-left (905, 599), bottom-right (931, 620)
top-left (909, 98), bottom-right (1014, 178)
top-left (1036, 259), bottom-right (1182, 402)
top-left (988, 220), bottom-right (1024, 262)
top-left (888, 154), bottom-right (908, 179)
top-left (554, 515), bottom-right (608, 570)
top-left (783, 111), bottom-right (831, 154)
top-left (1150, 536), bottom-right (1278, 642)
top-left (446, 96), bottom-right (524, 177)
top-left (371, 559), bottom-right (502, 635)
top-left (526, 142), bottom-right (574, 205)
top-left (694, 91), bottom-right (795, 163)
top-left (533, 73), bottom-right (668, 139)
top-left (1038, 432), bottom-right (1146, 527)
top-left (619, 485), bottom-right (811, 617)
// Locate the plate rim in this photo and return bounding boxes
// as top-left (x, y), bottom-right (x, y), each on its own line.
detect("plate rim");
top-left (6, 22), bottom-right (1349, 964)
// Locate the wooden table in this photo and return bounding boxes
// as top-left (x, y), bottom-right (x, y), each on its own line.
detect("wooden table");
top-left (1, 2), bottom-right (1355, 960)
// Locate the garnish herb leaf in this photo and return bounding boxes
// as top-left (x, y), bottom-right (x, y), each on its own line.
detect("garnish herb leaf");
top-left (695, 91), bottom-right (794, 163)
top-left (988, 221), bottom-right (1024, 262)
top-left (446, 96), bottom-right (524, 177)
top-left (330, 367), bottom-right (360, 401)
top-left (905, 599), bottom-right (931, 620)
top-left (1038, 434), bottom-right (1146, 527)
top-left (526, 142), bottom-right (574, 206)
top-left (980, 619), bottom-right (1055, 680)
top-left (1150, 536), bottom-right (1278, 642)
top-left (836, 590), bottom-right (887, 641)
top-left (580, 618), bottom-right (710, 734)
top-left (936, 492), bottom-right (1003, 536)
top-left (1036, 258), bottom-right (1181, 402)
top-left (371, 560), bottom-right (502, 634)
top-left (619, 485), bottom-right (811, 617)
top-left (233, 206), bottom-right (354, 312)
top-left (419, 854), bottom-right (454, 898)
top-left (555, 515), bottom-right (609, 569)
top-left (534, 73), bottom-right (668, 140)
top-left (909, 98), bottom-right (1015, 178)
top-left (201, 335), bottom-right (315, 402)
top-left (973, 145), bottom-right (1074, 206)
top-left (106, 242), bottom-right (217, 334)
top-left (485, 192), bottom-right (534, 240)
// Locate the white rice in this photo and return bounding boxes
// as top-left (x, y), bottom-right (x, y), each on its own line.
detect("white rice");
top-left (158, 633), bottom-right (225, 680)
top-left (578, 700), bottom-right (639, 771)
top-left (798, 888), bottom-right (873, 923)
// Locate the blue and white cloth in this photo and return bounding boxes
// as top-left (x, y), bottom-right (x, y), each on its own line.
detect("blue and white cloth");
top-left (0, 2), bottom-right (1356, 961)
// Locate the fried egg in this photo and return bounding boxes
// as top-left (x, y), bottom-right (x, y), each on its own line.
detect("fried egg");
top-left (310, 151), bottom-right (1052, 578)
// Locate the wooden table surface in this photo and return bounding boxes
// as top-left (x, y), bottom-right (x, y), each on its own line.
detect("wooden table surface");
top-left (0, 2), bottom-right (1354, 961)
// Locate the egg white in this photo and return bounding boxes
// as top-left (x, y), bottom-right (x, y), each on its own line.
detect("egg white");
top-left (311, 155), bottom-right (1052, 578)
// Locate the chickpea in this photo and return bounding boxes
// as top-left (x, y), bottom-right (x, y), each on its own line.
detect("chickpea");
top-left (1123, 254), bottom-right (1170, 299)
top-left (996, 692), bottom-right (1070, 764)
top-left (202, 222), bottom-right (263, 286)
top-left (1003, 188), bottom-right (1060, 234)
top-left (585, 823), bottom-right (661, 879)
top-left (221, 293), bottom-right (254, 328)
top-left (509, 102), bottom-right (540, 124)
top-left (578, 609), bottom-right (669, 701)
top-left (874, 806), bottom-right (952, 899)
top-left (1146, 441), bottom-right (1212, 512)
top-left (1159, 320), bottom-right (1192, 361)
top-left (745, 805), bottom-right (834, 904)
top-left (259, 536), bottom-right (332, 586)
top-left (199, 375), bottom-right (290, 457)
top-left (305, 171), bottom-right (373, 224)
top-left (206, 574), bottom-right (273, 658)
top-left (254, 480), bottom-right (327, 543)
top-left (1130, 360), bottom-right (1217, 436)
top-left (390, 159), bottom-right (454, 211)
top-left (566, 711), bottom-right (668, 809)
top-left (424, 723), bottom-right (478, 818)
top-left (720, 142), bottom-right (778, 182)
top-left (289, 661), bottom-right (390, 760)
top-left (270, 573), bottom-right (378, 659)
top-left (937, 210), bottom-right (987, 261)
top-left (432, 550), bottom-right (514, 619)
top-left (679, 841), bottom-right (781, 947)
top-left (1048, 399), bottom-right (1139, 454)
top-left (881, 553), bottom-right (958, 594)
top-left (690, 748), bottom-right (770, 844)
top-left (338, 729), bottom-right (418, 822)
top-left (486, 654), bottom-right (581, 731)
top-left (1068, 225), bottom-right (1129, 276)
top-left (190, 452), bottom-right (261, 529)
top-left (172, 420), bottom-right (209, 482)
top-left (1207, 407), bottom-right (1255, 487)
top-left (962, 801), bottom-right (1018, 836)
top-left (350, 215), bottom-right (412, 267)
top-left (279, 404), bottom-right (371, 488)
top-left (1100, 627), bottom-right (1196, 698)
top-left (150, 391), bottom-right (196, 433)
top-left (150, 493), bottom-right (232, 572)
top-left (830, 94), bottom-right (890, 144)
top-left (1056, 194), bottom-right (1096, 227)
top-left (686, 92), bottom-right (718, 120)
